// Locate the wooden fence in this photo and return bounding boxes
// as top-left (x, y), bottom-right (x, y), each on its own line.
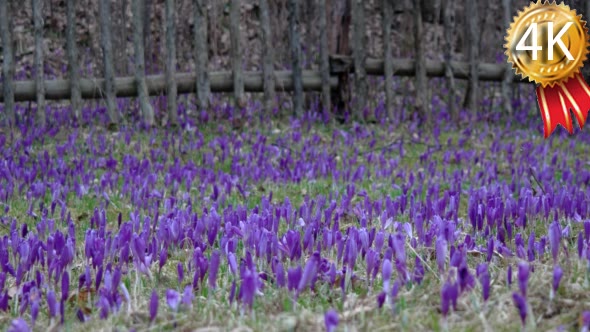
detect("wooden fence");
top-left (0, 0), bottom-right (530, 128)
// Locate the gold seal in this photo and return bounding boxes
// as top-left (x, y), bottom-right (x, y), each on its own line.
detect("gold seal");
top-left (505, 1), bottom-right (590, 88)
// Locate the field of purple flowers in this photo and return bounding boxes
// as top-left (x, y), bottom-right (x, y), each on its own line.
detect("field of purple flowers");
top-left (2, 91), bottom-right (590, 331)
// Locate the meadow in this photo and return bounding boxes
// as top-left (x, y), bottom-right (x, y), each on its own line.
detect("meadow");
top-left (1, 88), bottom-right (590, 332)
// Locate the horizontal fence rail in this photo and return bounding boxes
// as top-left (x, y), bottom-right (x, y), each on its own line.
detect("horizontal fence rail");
top-left (0, 0), bottom-right (532, 126)
top-left (0, 58), bottom-right (530, 102)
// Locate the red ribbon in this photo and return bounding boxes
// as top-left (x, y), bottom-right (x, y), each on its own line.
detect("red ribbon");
top-left (536, 73), bottom-right (590, 138)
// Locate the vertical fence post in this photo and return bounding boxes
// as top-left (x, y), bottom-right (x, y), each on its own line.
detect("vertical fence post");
top-left (351, 0), bottom-right (367, 119)
top-left (465, 0), bottom-right (479, 112)
top-left (288, 0), bottom-right (303, 116)
top-left (165, 0), bottom-right (178, 126)
top-left (230, 0), bottom-right (245, 108)
top-left (0, 0), bottom-right (15, 126)
top-left (319, 0), bottom-right (331, 115)
top-left (133, 0), bottom-right (155, 126)
top-left (259, 0), bottom-right (276, 114)
top-left (194, 0), bottom-right (210, 110)
top-left (32, 0), bottom-right (46, 128)
top-left (443, 0), bottom-right (457, 122)
top-left (67, 0), bottom-right (82, 121)
top-left (502, 0), bottom-right (513, 115)
top-left (99, 0), bottom-right (120, 126)
top-left (382, 0), bottom-right (394, 120)
top-left (414, 0), bottom-right (427, 123)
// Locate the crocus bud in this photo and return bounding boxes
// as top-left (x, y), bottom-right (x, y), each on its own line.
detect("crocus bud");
top-left (324, 309), bottom-right (339, 332)
top-left (552, 265), bottom-right (563, 293)
top-left (149, 290), bottom-right (158, 322)
top-left (512, 292), bottom-right (527, 326)
top-left (517, 262), bottom-right (529, 296)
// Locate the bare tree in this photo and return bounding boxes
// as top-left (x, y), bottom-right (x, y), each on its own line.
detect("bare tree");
top-left (67, 0), bottom-right (82, 121)
top-left (259, 0), bottom-right (276, 114)
top-left (32, 0), bottom-right (45, 127)
top-left (133, 0), bottom-right (155, 126)
top-left (444, 0), bottom-right (457, 122)
top-left (319, 0), bottom-right (331, 114)
top-left (414, 0), bottom-right (427, 123)
top-left (502, 0), bottom-right (513, 115)
top-left (0, 0), bottom-right (15, 126)
top-left (99, 0), bottom-right (120, 126)
top-left (382, 0), bottom-right (394, 120)
top-left (194, 0), bottom-right (210, 109)
top-left (165, 0), bottom-right (178, 126)
top-left (464, 0), bottom-right (479, 112)
top-left (288, 0), bottom-right (303, 116)
top-left (230, 0), bottom-right (245, 107)
top-left (351, 0), bottom-right (367, 119)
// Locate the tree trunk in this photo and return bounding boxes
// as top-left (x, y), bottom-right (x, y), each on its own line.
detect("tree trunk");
top-left (194, 0), bottom-right (210, 109)
top-left (332, 0), bottom-right (351, 119)
top-left (259, 0), bottom-right (276, 114)
top-left (443, 0), bottom-right (457, 122)
top-left (133, 0), bottom-right (155, 126)
top-left (414, 0), bottom-right (427, 123)
top-left (66, 0), bottom-right (82, 122)
top-left (382, 0), bottom-right (394, 120)
top-left (116, 0), bottom-right (128, 75)
top-left (319, 0), bottom-right (331, 114)
top-left (288, 0), bottom-right (303, 116)
top-left (0, 0), bottom-right (15, 126)
top-left (351, 0), bottom-right (367, 120)
top-left (502, 0), bottom-right (513, 115)
top-left (165, 0), bottom-right (178, 126)
top-left (230, 0), bottom-right (245, 108)
top-left (99, 0), bottom-right (120, 125)
top-left (32, 0), bottom-right (46, 128)
top-left (464, 0), bottom-right (479, 112)
top-left (144, 0), bottom-right (152, 73)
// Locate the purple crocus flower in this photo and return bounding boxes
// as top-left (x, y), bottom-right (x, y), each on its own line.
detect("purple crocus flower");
top-left (377, 291), bottom-right (386, 308)
top-left (61, 271), bottom-right (69, 302)
top-left (382, 259), bottom-right (392, 293)
top-left (324, 309), bottom-right (339, 332)
top-left (578, 232), bottom-right (584, 259)
top-left (512, 292), bottom-right (527, 326)
top-left (149, 290), bottom-right (158, 322)
top-left (298, 253), bottom-right (319, 293)
top-left (47, 290), bottom-right (57, 318)
top-left (7, 318), bottom-right (30, 332)
top-left (549, 221), bottom-right (561, 262)
top-left (507, 265), bottom-right (513, 287)
top-left (518, 262), bottom-right (529, 296)
top-left (412, 256), bottom-right (425, 285)
top-left (209, 250), bottom-right (221, 289)
top-left (177, 263), bottom-right (184, 284)
top-left (181, 286), bottom-right (193, 308)
top-left (240, 269), bottom-right (257, 308)
top-left (166, 289), bottom-right (180, 311)
top-left (476, 263), bottom-right (490, 302)
top-left (552, 265), bottom-right (563, 294)
top-left (440, 280), bottom-right (458, 317)
top-left (436, 238), bottom-right (446, 272)
top-left (287, 266), bottom-right (302, 292)
top-left (581, 311), bottom-right (590, 332)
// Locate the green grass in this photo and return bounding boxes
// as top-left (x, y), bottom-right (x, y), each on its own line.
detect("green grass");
top-left (1, 118), bottom-right (590, 332)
